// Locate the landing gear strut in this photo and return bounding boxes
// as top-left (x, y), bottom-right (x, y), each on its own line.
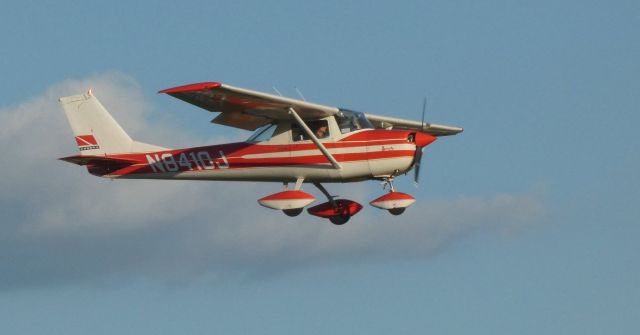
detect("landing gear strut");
top-left (313, 182), bottom-right (338, 207)
top-left (382, 177), bottom-right (396, 192)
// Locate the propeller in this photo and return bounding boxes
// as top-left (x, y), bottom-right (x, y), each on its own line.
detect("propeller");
top-left (413, 97), bottom-right (427, 184)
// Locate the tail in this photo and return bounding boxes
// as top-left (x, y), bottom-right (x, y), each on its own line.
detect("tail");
top-left (59, 90), bottom-right (166, 155)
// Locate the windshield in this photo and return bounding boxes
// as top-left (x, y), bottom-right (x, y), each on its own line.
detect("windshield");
top-left (335, 109), bottom-right (373, 134)
top-left (246, 123), bottom-right (277, 142)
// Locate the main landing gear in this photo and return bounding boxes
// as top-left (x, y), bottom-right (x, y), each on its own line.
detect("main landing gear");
top-left (306, 183), bottom-right (363, 225)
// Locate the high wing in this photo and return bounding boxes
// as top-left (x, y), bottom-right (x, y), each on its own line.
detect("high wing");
top-left (159, 82), bottom-right (338, 131)
top-left (160, 81), bottom-right (463, 135)
top-left (365, 113), bottom-right (464, 136)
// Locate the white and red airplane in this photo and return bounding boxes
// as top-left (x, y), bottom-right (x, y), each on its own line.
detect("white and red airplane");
top-left (59, 82), bottom-right (462, 224)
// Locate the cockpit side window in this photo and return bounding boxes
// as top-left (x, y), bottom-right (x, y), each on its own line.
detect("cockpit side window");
top-left (247, 123), bottom-right (277, 142)
top-left (292, 120), bottom-right (330, 142)
top-left (335, 109), bottom-right (374, 134)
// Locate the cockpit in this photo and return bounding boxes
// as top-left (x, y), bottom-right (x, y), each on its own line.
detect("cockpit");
top-left (335, 109), bottom-right (373, 134)
top-left (246, 109), bottom-right (374, 143)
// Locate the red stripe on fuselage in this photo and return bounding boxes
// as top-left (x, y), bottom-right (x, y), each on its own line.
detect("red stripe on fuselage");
top-left (97, 130), bottom-right (418, 177)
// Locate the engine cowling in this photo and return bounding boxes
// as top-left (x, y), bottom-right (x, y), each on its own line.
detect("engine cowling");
top-left (258, 190), bottom-right (316, 210)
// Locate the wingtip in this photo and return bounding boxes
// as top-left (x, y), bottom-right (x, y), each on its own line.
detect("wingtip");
top-left (158, 82), bottom-right (222, 94)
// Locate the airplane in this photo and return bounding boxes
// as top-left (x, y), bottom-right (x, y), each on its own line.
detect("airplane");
top-left (59, 82), bottom-right (462, 225)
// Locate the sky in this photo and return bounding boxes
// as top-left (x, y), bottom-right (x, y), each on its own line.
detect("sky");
top-left (0, 0), bottom-right (639, 333)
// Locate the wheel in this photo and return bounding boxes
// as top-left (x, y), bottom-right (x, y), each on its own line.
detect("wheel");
top-left (388, 207), bottom-right (406, 216)
top-left (283, 208), bottom-right (304, 217)
top-left (329, 215), bottom-right (350, 225)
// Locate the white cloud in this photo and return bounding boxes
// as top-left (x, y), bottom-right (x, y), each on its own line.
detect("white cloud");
top-left (0, 72), bottom-right (545, 289)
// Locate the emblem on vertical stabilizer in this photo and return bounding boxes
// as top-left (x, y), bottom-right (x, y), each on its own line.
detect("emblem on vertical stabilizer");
top-left (75, 135), bottom-right (100, 151)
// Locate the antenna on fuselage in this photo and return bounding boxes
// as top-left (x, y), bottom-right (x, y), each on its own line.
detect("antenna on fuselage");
top-left (272, 86), bottom-right (283, 96)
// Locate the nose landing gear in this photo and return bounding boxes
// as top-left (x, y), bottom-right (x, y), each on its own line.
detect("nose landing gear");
top-left (370, 177), bottom-right (416, 215)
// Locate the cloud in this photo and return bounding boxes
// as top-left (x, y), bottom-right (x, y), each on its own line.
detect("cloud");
top-left (0, 72), bottom-right (545, 290)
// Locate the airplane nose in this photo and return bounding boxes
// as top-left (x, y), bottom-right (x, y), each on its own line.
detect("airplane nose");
top-left (413, 132), bottom-right (437, 148)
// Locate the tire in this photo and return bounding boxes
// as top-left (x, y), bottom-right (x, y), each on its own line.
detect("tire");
top-left (329, 215), bottom-right (350, 225)
top-left (283, 208), bottom-right (304, 217)
top-left (388, 207), bottom-right (406, 216)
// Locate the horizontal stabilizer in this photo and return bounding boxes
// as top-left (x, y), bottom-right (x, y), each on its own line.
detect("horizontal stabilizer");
top-left (59, 155), bottom-right (139, 166)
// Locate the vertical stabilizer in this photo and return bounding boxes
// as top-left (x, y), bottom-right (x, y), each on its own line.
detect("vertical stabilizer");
top-left (60, 91), bottom-right (135, 155)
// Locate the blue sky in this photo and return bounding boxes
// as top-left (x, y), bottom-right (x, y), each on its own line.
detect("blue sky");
top-left (1, 0), bottom-right (639, 334)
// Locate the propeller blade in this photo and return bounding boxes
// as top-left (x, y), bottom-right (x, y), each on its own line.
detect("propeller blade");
top-left (421, 97), bottom-right (427, 131)
top-left (414, 147), bottom-right (423, 184)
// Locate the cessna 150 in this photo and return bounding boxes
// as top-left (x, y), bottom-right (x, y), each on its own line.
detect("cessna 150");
top-left (59, 82), bottom-right (462, 224)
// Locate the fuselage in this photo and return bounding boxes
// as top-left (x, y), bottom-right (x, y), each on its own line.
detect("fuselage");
top-left (88, 129), bottom-right (427, 183)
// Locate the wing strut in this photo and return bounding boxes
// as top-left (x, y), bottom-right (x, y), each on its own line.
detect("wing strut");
top-left (288, 107), bottom-right (342, 170)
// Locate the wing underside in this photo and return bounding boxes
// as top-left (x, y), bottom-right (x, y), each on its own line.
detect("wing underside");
top-left (159, 82), bottom-right (338, 131)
